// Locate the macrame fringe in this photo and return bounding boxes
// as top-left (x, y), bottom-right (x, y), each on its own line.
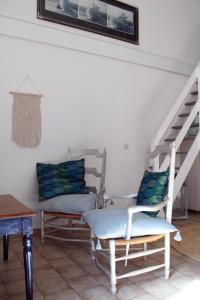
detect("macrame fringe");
top-left (96, 238), bottom-right (102, 250)
top-left (80, 216), bottom-right (86, 225)
top-left (12, 93), bottom-right (42, 148)
top-left (174, 231), bottom-right (182, 242)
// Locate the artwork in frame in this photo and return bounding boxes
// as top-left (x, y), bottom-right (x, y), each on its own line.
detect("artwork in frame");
top-left (37, 0), bottom-right (139, 44)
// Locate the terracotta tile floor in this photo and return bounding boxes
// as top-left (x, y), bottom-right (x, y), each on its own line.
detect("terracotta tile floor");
top-left (1, 213), bottom-right (200, 299)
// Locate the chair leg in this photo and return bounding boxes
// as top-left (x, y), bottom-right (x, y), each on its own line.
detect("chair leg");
top-left (41, 211), bottom-right (44, 243)
top-left (109, 240), bottom-right (117, 296)
top-left (143, 242), bottom-right (147, 260)
top-left (164, 233), bottom-right (170, 279)
top-left (90, 231), bottom-right (95, 260)
top-left (68, 219), bottom-right (72, 234)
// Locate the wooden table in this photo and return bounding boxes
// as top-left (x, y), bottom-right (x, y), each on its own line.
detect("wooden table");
top-left (0, 194), bottom-right (37, 300)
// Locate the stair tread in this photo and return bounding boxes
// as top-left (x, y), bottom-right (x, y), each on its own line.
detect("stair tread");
top-left (148, 166), bottom-right (180, 171)
top-left (165, 138), bottom-right (176, 142)
top-left (176, 151), bottom-right (188, 154)
top-left (185, 100), bottom-right (196, 106)
top-left (149, 166), bottom-right (180, 170)
top-left (165, 136), bottom-right (196, 142)
top-left (160, 151), bottom-right (188, 155)
top-left (172, 123), bottom-right (199, 130)
top-left (178, 113), bottom-right (190, 117)
top-left (191, 91), bottom-right (198, 96)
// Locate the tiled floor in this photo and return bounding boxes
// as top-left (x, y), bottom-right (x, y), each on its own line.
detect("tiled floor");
top-left (1, 214), bottom-right (200, 300)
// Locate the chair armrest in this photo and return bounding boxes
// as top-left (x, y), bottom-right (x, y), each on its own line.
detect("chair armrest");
top-left (125, 198), bottom-right (169, 240)
top-left (128, 198), bottom-right (168, 215)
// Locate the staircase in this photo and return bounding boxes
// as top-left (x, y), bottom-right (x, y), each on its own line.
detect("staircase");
top-left (149, 63), bottom-right (200, 205)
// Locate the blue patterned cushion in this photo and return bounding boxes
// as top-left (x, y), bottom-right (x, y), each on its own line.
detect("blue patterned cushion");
top-left (137, 170), bottom-right (169, 217)
top-left (36, 159), bottom-right (88, 201)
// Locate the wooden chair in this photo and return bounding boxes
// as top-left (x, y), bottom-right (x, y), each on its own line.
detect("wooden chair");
top-left (40, 148), bottom-right (106, 243)
top-left (83, 143), bottom-right (178, 295)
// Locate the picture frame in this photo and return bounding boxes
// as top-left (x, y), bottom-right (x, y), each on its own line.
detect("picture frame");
top-left (37, 0), bottom-right (139, 44)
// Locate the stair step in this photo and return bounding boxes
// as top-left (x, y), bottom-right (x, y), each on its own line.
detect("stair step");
top-left (191, 91), bottom-right (198, 96)
top-left (160, 151), bottom-right (187, 155)
top-left (165, 138), bottom-right (176, 142)
top-left (149, 166), bottom-right (180, 171)
top-left (185, 100), bottom-right (196, 106)
top-left (165, 136), bottom-right (195, 142)
top-left (176, 151), bottom-right (188, 155)
top-left (183, 136), bottom-right (196, 140)
top-left (175, 166), bottom-right (180, 170)
top-left (172, 123), bottom-right (199, 130)
top-left (178, 113), bottom-right (190, 118)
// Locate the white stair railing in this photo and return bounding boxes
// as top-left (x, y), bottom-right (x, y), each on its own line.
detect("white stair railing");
top-left (160, 99), bottom-right (199, 171)
top-left (151, 63), bottom-right (200, 151)
top-left (174, 132), bottom-right (200, 199)
top-left (150, 62), bottom-right (200, 201)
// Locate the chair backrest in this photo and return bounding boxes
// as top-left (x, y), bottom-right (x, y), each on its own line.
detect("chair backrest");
top-left (149, 143), bottom-right (176, 223)
top-left (68, 148), bottom-right (107, 200)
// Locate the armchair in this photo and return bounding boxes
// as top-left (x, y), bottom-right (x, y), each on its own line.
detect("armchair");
top-left (83, 143), bottom-right (178, 295)
top-left (38, 148), bottom-right (106, 243)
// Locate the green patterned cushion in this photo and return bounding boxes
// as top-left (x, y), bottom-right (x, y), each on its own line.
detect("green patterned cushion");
top-left (137, 170), bottom-right (169, 217)
top-left (36, 159), bottom-right (88, 201)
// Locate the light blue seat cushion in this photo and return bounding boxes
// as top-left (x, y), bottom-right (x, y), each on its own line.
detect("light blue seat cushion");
top-left (39, 193), bottom-right (96, 214)
top-left (83, 208), bottom-right (177, 239)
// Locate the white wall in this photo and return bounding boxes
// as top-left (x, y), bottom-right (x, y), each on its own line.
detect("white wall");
top-left (0, 0), bottom-right (200, 214)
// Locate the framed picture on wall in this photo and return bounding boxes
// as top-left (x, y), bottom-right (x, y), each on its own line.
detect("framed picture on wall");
top-left (37, 0), bottom-right (139, 44)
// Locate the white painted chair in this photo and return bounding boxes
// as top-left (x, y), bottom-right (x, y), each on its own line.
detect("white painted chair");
top-left (83, 143), bottom-right (177, 295)
top-left (40, 148), bottom-right (106, 243)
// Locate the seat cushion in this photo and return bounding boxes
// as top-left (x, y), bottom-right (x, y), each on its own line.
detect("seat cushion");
top-left (83, 208), bottom-right (177, 239)
top-left (36, 159), bottom-right (88, 201)
top-left (39, 193), bottom-right (97, 214)
top-left (137, 170), bottom-right (169, 217)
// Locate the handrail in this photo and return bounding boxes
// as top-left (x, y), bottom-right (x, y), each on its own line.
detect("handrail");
top-left (160, 99), bottom-right (200, 171)
top-left (174, 132), bottom-right (200, 199)
top-left (150, 63), bottom-right (199, 151)
top-left (149, 62), bottom-right (200, 203)
top-left (175, 101), bottom-right (199, 150)
top-left (173, 66), bottom-right (200, 199)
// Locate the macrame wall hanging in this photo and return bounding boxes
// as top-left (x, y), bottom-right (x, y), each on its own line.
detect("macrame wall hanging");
top-left (10, 76), bottom-right (43, 148)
